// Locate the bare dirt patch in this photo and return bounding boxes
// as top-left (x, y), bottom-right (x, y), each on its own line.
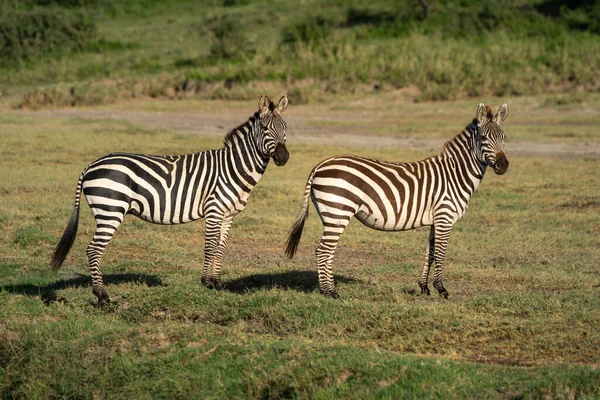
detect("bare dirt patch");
top-left (9, 98), bottom-right (600, 158)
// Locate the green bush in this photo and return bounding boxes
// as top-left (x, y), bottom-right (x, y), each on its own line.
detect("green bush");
top-left (281, 15), bottom-right (339, 45)
top-left (0, 6), bottom-right (96, 62)
top-left (345, 4), bottom-right (421, 38)
top-left (201, 15), bottom-right (257, 62)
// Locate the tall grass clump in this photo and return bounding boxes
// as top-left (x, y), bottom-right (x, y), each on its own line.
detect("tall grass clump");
top-left (7, 0), bottom-right (600, 105)
top-left (281, 15), bottom-right (340, 45)
top-left (0, 5), bottom-right (96, 63)
top-left (201, 14), bottom-right (258, 62)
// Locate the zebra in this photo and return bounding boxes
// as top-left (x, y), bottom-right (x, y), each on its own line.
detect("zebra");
top-left (285, 103), bottom-right (509, 299)
top-left (52, 94), bottom-right (289, 306)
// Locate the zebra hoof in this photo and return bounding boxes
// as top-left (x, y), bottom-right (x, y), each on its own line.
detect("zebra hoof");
top-left (421, 287), bottom-right (431, 296)
top-left (320, 290), bottom-right (340, 299)
top-left (203, 278), bottom-right (223, 290)
top-left (96, 298), bottom-right (111, 308)
top-left (439, 290), bottom-right (449, 299)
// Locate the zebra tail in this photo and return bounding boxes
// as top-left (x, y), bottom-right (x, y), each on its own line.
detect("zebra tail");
top-left (284, 169), bottom-right (315, 259)
top-left (51, 171), bottom-right (85, 272)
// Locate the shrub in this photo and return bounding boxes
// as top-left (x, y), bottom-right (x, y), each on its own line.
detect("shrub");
top-left (281, 15), bottom-right (339, 45)
top-left (344, 4), bottom-right (421, 38)
top-left (0, 6), bottom-right (96, 62)
top-left (203, 15), bottom-right (257, 62)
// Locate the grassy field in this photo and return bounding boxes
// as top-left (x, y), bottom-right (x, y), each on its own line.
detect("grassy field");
top-left (1, 95), bottom-right (600, 398)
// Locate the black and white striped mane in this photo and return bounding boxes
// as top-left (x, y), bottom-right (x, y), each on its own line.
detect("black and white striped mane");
top-left (222, 99), bottom-right (278, 148)
top-left (440, 118), bottom-right (479, 156)
top-left (222, 112), bottom-right (259, 148)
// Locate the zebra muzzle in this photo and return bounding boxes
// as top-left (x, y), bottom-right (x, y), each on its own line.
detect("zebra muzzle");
top-left (494, 152), bottom-right (509, 175)
top-left (273, 143), bottom-right (289, 166)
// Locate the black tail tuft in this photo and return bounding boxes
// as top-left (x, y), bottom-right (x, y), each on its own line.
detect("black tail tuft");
top-left (285, 169), bottom-right (315, 259)
top-left (51, 206), bottom-right (80, 271)
top-left (284, 208), bottom-right (308, 259)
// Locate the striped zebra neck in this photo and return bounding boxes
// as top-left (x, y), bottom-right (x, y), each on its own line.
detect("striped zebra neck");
top-left (222, 112), bottom-right (270, 176)
top-left (440, 119), bottom-right (487, 181)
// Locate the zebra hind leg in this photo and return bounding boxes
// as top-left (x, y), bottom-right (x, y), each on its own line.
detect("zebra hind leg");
top-left (315, 217), bottom-right (351, 299)
top-left (86, 216), bottom-right (123, 307)
top-left (316, 241), bottom-right (339, 299)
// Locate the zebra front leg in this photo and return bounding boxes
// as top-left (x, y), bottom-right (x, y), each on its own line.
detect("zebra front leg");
top-left (418, 226), bottom-right (435, 295)
top-left (432, 224), bottom-right (452, 298)
top-left (86, 219), bottom-right (122, 307)
top-left (208, 216), bottom-right (233, 290)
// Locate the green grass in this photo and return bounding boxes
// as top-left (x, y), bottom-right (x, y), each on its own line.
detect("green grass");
top-left (1, 97), bottom-right (600, 397)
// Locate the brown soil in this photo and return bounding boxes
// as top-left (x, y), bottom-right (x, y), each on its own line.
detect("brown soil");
top-left (13, 104), bottom-right (600, 158)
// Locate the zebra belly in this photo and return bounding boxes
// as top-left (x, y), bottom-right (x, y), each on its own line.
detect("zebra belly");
top-left (83, 181), bottom-right (205, 225)
top-left (355, 207), bottom-right (391, 230)
top-left (355, 206), bottom-right (434, 231)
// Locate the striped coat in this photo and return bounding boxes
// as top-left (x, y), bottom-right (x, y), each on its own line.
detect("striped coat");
top-left (52, 94), bottom-right (289, 306)
top-left (285, 103), bottom-right (509, 298)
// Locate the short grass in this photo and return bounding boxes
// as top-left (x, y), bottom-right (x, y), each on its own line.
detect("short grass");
top-left (1, 97), bottom-right (600, 398)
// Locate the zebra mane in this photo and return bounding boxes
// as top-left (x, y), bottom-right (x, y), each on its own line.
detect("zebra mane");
top-left (222, 112), bottom-right (260, 148)
top-left (440, 119), bottom-right (479, 156)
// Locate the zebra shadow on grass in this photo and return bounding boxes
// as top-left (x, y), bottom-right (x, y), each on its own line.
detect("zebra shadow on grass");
top-left (223, 270), bottom-right (361, 295)
top-left (1, 273), bottom-right (164, 306)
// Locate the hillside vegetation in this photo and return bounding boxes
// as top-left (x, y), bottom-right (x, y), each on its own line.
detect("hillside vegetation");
top-left (1, 0), bottom-right (599, 106)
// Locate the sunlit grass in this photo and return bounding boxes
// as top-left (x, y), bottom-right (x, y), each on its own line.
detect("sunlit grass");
top-left (1, 99), bottom-right (599, 398)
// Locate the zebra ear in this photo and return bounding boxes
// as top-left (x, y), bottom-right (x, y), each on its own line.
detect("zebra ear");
top-left (276, 95), bottom-right (288, 114)
top-left (494, 103), bottom-right (508, 124)
top-left (258, 94), bottom-right (271, 114)
top-left (476, 103), bottom-right (489, 126)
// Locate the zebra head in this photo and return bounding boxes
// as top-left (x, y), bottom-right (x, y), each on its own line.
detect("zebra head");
top-left (476, 103), bottom-right (509, 175)
top-left (257, 94), bottom-right (289, 166)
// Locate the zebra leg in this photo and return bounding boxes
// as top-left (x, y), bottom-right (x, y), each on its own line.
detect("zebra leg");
top-left (432, 224), bottom-right (452, 299)
top-left (208, 216), bottom-right (233, 290)
top-left (418, 226), bottom-right (435, 295)
top-left (201, 217), bottom-right (220, 289)
top-left (315, 217), bottom-right (351, 299)
top-left (86, 217), bottom-right (123, 307)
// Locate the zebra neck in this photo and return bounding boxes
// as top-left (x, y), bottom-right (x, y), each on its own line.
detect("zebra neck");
top-left (440, 121), bottom-right (487, 189)
top-left (222, 114), bottom-right (270, 185)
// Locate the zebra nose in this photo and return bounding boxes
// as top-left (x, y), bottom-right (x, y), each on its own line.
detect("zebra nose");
top-left (273, 143), bottom-right (289, 166)
top-left (494, 153), bottom-right (509, 175)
